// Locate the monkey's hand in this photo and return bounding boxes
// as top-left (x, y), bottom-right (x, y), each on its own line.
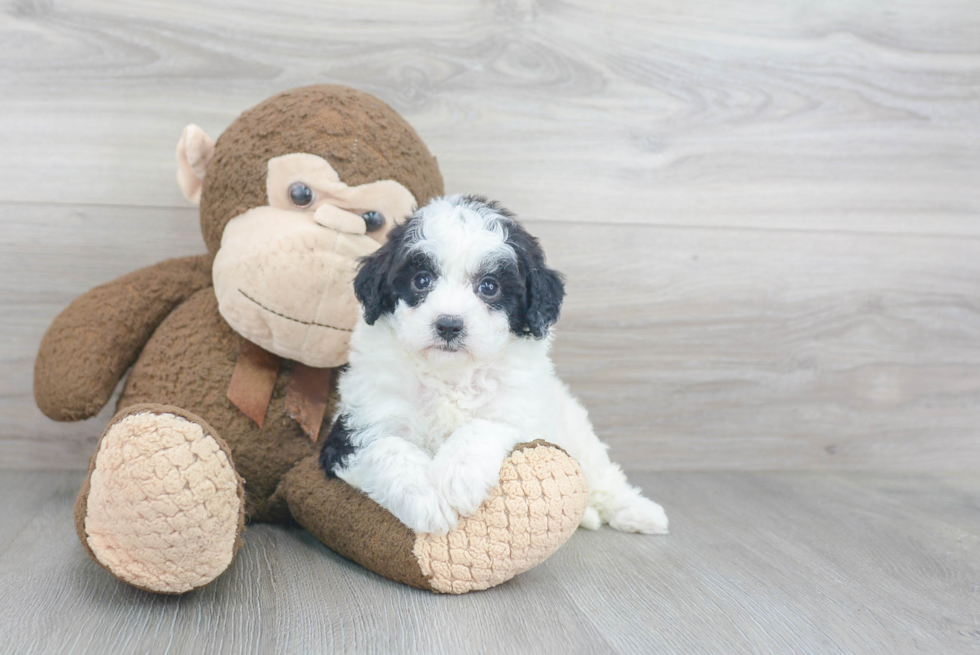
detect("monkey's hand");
top-left (34, 254), bottom-right (212, 421)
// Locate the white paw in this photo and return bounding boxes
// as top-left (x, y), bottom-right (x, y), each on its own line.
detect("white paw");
top-left (431, 454), bottom-right (502, 517)
top-left (608, 497), bottom-right (670, 535)
top-left (579, 506), bottom-right (602, 530)
top-left (389, 486), bottom-right (458, 535)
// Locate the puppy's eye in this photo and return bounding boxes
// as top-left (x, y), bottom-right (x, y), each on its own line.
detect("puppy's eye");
top-left (362, 211), bottom-right (385, 233)
top-left (412, 272), bottom-right (432, 292)
top-left (477, 277), bottom-right (500, 300)
top-left (288, 182), bottom-right (314, 208)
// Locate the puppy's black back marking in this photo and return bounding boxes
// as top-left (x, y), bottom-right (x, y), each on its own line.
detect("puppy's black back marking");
top-left (319, 414), bottom-right (357, 477)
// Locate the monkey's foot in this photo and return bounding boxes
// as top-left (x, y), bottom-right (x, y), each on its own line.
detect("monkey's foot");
top-left (285, 440), bottom-right (590, 594)
top-left (414, 440), bottom-right (590, 593)
top-left (75, 404), bottom-right (245, 594)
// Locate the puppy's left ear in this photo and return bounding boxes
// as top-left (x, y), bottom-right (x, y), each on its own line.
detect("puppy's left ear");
top-left (354, 240), bottom-right (398, 325)
top-left (524, 252), bottom-right (565, 339)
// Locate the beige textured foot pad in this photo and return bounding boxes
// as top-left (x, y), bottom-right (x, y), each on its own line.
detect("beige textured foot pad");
top-left (284, 440), bottom-right (589, 594)
top-left (414, 442), bottom-right (589, 593)
top-left (76, 405), bottom-right (245, 594)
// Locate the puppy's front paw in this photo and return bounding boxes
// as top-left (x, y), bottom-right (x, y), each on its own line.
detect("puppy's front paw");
top-left (390, 486), bottom-right (458, 535)
top-left (431, 455), bottom-right (502, 517)
top-left (608, 497), bottom-right (670, 535)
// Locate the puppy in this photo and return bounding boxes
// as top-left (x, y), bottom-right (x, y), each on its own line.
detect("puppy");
top-left (319, 195), bottom-right (669, 535)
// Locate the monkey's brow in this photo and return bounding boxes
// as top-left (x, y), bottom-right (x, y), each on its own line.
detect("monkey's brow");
top-left (237, 289), bottom-right (354, 332)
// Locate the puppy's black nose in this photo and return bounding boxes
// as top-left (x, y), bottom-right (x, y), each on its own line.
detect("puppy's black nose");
top-left (434, 315), bottom-right (464, 341)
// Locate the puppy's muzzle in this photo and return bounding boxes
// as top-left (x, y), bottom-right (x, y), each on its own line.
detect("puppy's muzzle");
top-left (434, 315), bottom-right (465, 342)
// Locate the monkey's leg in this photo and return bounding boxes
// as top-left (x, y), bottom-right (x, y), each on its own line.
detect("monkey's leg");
top-left (280, 441), bottom-right (589, 594)
top-left (75, 404), bottom-right (245, 594)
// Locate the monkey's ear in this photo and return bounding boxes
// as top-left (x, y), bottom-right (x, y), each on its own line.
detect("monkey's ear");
top-left (176, 124), bottom-right (216, 205)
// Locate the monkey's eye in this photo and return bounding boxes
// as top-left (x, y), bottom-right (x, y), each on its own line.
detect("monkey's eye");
top-left (477, 277), bottom-right (500, 300)
top-left (412, 272), bottom-right (433, 292)
top-left (288, 182), bottom-right (314, 208)
top-left (362, 211), bottom-right (385, 233)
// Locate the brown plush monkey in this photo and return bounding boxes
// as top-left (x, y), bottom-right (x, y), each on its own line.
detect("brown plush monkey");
top-left (34, 85), bottom-right (588, 595)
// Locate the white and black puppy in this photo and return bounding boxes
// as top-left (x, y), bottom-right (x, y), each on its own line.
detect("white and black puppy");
top-left (319, 195), bottom-right (668, 536)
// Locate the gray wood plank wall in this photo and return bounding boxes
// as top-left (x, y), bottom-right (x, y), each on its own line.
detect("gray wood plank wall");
top-left (2, 0), bottom-right (979, 470)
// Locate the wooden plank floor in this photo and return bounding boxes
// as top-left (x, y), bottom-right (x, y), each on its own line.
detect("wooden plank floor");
top-left (1, 469), bottom-right (977, 654)
top-left (2, 1), bottom-right (979, 651)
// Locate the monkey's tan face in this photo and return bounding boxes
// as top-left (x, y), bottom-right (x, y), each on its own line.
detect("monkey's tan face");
top-left (211, 153), bottom-right (416, 367)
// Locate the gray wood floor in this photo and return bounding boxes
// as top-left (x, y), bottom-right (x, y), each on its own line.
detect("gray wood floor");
top-left (1, 469), bottom-right (978, 655)
top-left (2, 1), bottom-right (979, 652)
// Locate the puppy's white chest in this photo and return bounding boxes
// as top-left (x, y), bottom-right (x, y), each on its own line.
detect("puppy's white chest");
top-left (415, 375), bottom-right (497, 451)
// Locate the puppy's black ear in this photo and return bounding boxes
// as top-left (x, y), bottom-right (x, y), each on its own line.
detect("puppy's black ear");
top-left (510, 224), bottom-right (565, 338)
top-left (354, 230), bottom-right (402, 325)
top-left (526, 261), bottom-right (565, 338)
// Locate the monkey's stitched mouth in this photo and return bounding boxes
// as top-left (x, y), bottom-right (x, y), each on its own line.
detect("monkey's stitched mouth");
top-left (238, 289), bottom-right (353, 332)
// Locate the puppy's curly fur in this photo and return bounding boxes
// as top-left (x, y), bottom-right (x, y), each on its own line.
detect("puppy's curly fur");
top-left (320, 195), bottom-right (669, 535)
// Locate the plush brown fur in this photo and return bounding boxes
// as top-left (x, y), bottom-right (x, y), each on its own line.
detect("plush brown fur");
top-left (281, 440), bottom-right (589, 593)
top-left (282, 455), bottom-right (433, 590)
top-left (35, 254), bottom-right (213, 421)
top-left (34, 85), bottom-right (586, 594)
top-left (199, 85), bottom-right (443, 255)
top-left (36, 85), bottom-right (443, 523)
top-left (117, 289), bottom-right (319, 521)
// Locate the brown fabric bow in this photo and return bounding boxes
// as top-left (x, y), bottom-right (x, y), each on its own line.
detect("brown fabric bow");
top-left (227, 340), bottom-right (333, 440)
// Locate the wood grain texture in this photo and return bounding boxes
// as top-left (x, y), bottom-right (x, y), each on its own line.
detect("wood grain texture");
top-left (560, 471), bottom-right (980, 654)
top-left (2, 0), bottom-right (980, 469)
top-left (0, 0), bottom-right (978, 234)
top-left (4, 203), bottom-right (980, 469)
top-left (0, 202), bottom-right (203, 468)
top-left (1, 470), bottom-right (977, 654)
top-left (538, 221), bottom-right (980, 470)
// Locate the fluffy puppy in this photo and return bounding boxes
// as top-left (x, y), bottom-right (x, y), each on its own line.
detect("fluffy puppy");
top-left (319, 195), bottom-right (669, 535)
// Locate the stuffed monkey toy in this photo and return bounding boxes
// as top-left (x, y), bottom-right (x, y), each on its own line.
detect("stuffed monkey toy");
top-left (34, 85), bottom-right (588, 595)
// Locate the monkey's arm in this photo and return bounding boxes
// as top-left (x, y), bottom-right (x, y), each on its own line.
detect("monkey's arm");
top-left (34, 254), bottom-right (213, 421)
